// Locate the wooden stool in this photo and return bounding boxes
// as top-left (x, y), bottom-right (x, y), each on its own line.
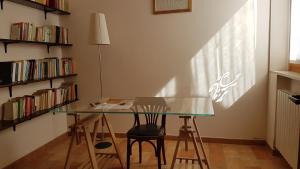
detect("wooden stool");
top-left (170, 116), bottom-right (210, 169)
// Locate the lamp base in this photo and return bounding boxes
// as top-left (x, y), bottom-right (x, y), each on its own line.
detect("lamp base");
top-left (95, 141), bottom-right (112, 149)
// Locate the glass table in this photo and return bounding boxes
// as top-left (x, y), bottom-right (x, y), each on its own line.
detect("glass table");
top-left (53, 97), bottom-right (214, 169)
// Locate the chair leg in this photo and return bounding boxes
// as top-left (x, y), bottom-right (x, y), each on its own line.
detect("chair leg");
top-left (162, 139), bottom-right (166, 165)
top-left (157, 139), bottom-right (162, 169)
top-left (138, 141), bottom-right (142, 163)
top-left (127, 138), bottom-right (131, 169)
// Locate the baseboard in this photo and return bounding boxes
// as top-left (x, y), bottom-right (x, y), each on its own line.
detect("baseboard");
top-left (201, 137), bottom-right (266, 145)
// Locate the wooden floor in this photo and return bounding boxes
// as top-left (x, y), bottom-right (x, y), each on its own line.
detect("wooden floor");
top-left (5, 134), bottom-right (291, 169)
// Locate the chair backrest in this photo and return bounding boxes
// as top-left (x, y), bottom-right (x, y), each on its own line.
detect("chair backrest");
top-left (131, 97), bottom-right (168, 127)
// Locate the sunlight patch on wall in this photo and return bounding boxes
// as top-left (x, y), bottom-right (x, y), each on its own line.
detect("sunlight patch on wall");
top-left (154, 0), bottom-right (257, 107)
top-left (209, 72), bottom-right (241, 102)
top-left (190, 0), bottom-right (257, 108)
top-left (156, 77), bottom-right (177, 97)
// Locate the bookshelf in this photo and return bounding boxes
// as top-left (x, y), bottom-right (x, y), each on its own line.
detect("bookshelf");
top-left (0, 0), bottom-right (70, 19)
top-left (0, 99), bottom-right (78, 131)
top-left (0, 38), bottom-right (72, 53)
top-left (0, 74), bottom-right (77, 97)
top-left (0, 0), bottom-right (77, 132)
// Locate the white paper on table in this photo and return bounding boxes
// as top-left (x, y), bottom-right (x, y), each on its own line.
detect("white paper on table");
top-left (94, 103), bottom-right (115, 110)
top-left (112, 103), bottom-right (133, 110)
top-left (94, 102), bottom-right (133, 110)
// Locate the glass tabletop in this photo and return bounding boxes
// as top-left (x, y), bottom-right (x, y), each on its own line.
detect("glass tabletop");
top-left (53, 97), bottom-right (214, 116)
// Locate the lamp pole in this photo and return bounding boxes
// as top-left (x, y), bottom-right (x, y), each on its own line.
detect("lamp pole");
top-left (97, 45), bottom-right (103, 100)
top-left (95, 45), bottom-right (112, 149)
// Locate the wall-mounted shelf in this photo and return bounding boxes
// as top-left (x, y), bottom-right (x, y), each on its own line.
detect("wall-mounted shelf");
top-left (0, 0), bottom-right (78, 137)
top-left (0, 74), bottom-right (77, 97)
top-left (272, 70), bottom-right (300, 81)
top-left (0, 99), bottom-right (78, 131)
top-left (0, 38), bottom-right (72, 53)
top-left (0, 0), bottom-right (70, 19)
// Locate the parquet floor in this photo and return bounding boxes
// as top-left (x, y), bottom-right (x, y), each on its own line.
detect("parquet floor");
top-left (5, 135), bottom-right (291, 169)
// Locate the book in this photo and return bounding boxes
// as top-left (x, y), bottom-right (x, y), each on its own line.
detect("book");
top-left (10, 23), bottom-right (21, 40)
top-left (12, 62), bottom-right (16, 83)
top-left (15, 62), bottom-right (19, 82)
top-left (0, 62), bottom-right (13, 85)
top-left (2, 101), bottom-right (18, 121)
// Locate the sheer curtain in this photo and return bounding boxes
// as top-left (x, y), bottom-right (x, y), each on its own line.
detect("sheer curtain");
top-left (290, 0), bottom-right (300, 62)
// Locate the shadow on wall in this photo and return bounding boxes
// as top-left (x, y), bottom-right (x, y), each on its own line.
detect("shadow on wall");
top-left (156, 0), bottom-right (257, 108)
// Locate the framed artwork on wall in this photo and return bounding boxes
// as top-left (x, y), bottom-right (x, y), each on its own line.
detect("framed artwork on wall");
top-left (153, 0), bottom-right (192, 14)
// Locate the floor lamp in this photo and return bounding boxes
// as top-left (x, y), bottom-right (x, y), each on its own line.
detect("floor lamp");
top-left (90, 12), bottom-right (112, 149)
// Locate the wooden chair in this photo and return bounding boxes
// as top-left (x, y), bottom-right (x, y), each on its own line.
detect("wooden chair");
top-left (126, 97), bottom-right (168, 169)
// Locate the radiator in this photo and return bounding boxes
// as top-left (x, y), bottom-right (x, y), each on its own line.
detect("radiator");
top-left (275, 90), bottom-right (300, 169)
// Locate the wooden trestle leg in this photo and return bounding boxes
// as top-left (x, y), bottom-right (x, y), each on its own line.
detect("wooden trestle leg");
top-left (102, 114), bottom-right (125, 169)
top-left (83, 125), bottom-right (99, 169)
top-left (64, 114), bottom-right (125, 169)
top-left (64, 126), bottom-right (76, 169)
top-left (193, 117), bottom-right (210, 169)
top-left (170, 116), bottom-right (210, 169)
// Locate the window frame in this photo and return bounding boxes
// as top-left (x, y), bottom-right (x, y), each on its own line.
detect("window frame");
top-left (288, 0), bottom-right (300, 72)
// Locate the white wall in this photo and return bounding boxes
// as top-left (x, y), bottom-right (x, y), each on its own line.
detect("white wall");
top-left (269, 0), bottom-right (290, 71)
top-left (0, 2), bottom-right (68, 168)
top-left (266, 0), bottom-right (291, 148)
top-left (63, 0), bottom-right (270, 140)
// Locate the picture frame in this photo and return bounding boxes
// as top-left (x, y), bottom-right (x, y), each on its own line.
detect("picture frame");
top-left (153, 0), bottom-right (192, 14)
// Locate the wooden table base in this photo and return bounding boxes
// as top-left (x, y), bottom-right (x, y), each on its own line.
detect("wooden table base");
top-left (64, 114), bottom-right (125, 169)
top-left (170, 116), bottom-right (210, 169)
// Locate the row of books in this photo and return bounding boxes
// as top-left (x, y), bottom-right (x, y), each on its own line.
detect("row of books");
top-left (0, 57), bottom-right (75, 85)
top-left (10, 22), bottom-right (35, 41)
top-left (36, 25), bottom-right (68, 43)
top-left (31, 0), bottom-right (69, 11)
top-left (10, 22), bottom-right (69, 44)
top-left (1, 83), bottom-right (77, 121)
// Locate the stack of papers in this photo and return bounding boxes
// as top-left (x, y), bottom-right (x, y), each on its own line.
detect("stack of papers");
top-left (94, 102), bottom-right (133, 110)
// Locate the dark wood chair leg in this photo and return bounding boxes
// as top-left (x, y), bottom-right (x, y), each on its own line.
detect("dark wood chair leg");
top-left (162, 139), bottom-right (166, 165)
top-left (127, 138), bottom-right (131, 169)
top-left (157, 139), bottom-right (162, 169)
top-left (138, 140), bottom-right (142, 163)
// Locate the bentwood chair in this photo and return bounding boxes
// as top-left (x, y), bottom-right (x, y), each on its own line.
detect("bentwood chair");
top-left (126, 97), bottom-right (168, 169)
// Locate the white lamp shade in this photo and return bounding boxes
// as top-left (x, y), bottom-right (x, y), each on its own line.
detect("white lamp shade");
top-left (89, 13), bottom-right (110, 45)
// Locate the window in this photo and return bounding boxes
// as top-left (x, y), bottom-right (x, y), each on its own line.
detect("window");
top-left (289, 0), bottom-right (300, 63)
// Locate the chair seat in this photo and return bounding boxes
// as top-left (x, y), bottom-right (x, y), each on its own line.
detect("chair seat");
top-left (127, 124), bottom-right (165, 137)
